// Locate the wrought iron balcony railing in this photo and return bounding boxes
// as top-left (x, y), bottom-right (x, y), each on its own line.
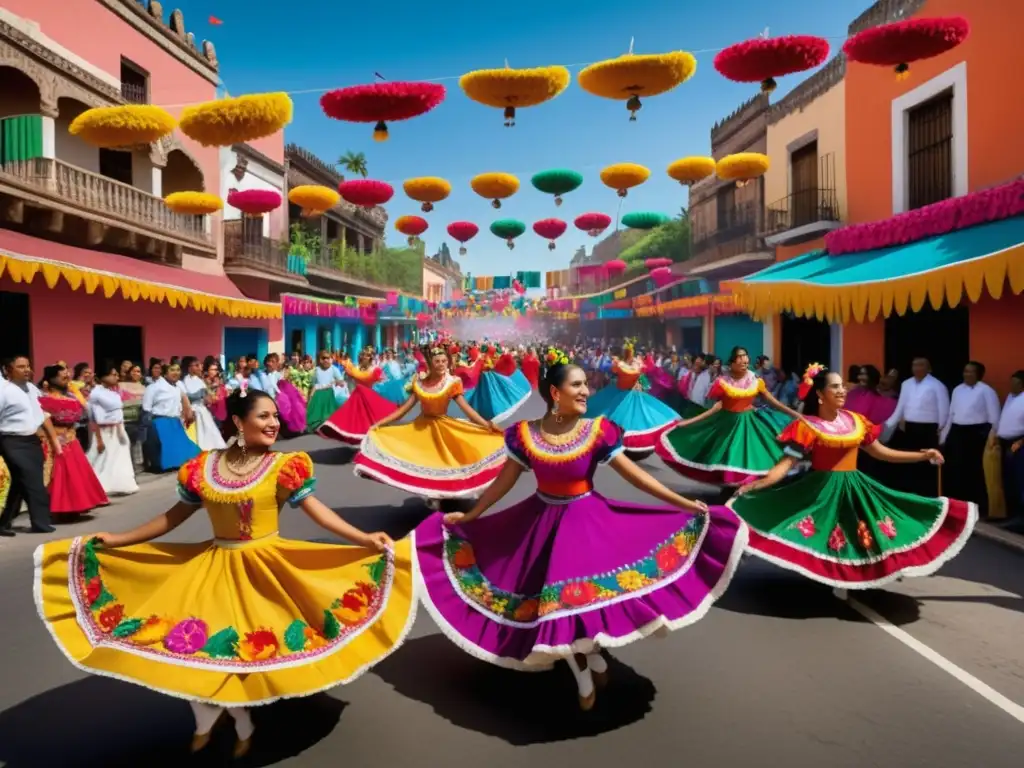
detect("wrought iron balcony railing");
top-left (764, 188), bottom-right (840, 236)
top-left (692, 202), bottom-right (757, 255)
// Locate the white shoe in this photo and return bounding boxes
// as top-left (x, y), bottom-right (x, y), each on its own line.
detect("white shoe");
top-left (566, 656), bottom-right (596, 711)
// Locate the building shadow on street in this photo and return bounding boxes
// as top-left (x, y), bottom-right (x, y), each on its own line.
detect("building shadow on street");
top-left (0, 677), bottom-right (345, 767)
top-left (374, 634), bottom-right (655, 745)
top-left (716, 564), bottom-right (922, 626)
top-left (307, 445), bottom-right (358, 466)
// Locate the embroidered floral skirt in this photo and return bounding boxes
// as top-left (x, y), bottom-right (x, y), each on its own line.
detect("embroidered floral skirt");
top-left (728, 469), bottom-right (977, 589)
top-left (463, 371), bottom-right (531, 424)
top-left (414, 492), bottom-right (748, 669)
top-left (657, 408), bottom-right (788, 485)
top-left (354, 415), bottom-right (505, 499)
top-left (584, 388), bottom-right (680, 457)
top-left (34, 535), bottom-right (416, 706)
top-left (318, 386), bottom-right (397, 445)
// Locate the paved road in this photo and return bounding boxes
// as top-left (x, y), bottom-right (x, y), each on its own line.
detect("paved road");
top-left (1, 393), bottom-right (1022, 767)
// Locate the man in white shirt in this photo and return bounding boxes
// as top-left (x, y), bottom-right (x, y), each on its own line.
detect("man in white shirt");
top-left (941, 361), bottom-right (1002, 510)
top-left (884, 357), bottom-right (950, 497)
top-left (689, 355), bottom-right (713, 406)
top-left (0, 356), bottom-right (59, 535)
top-left (993, 370), bottom-right (1024, 528)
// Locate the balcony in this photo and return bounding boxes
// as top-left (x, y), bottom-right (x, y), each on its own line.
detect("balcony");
top-left (764, 188), bottom-right (841, 246)
top-left (692, 202), bottom-right (758, 256)
top-left (120, 82), bottom-right (148, 105)
top-left (223, 219), bottom-right (310, 289)
top-left (0, 157), bottom-right (214, 260)
top-left (687, 201), bottom-right (772, 278)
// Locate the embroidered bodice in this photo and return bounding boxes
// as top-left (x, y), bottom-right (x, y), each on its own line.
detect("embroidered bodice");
top-left (413, 375), bottom-right (464, 416)
top-left (343, 360), bottom-right (382, 389)
top-left (709, 372), bottom-right (766, 412)
top-left (504, 417), bottom-right (624, 498)
top-left (177, 451), bottom-right (316, 541)
top-left (39, 393), bottom-right (83, 441)
top-left (612, 359), bottom-right (643, 390)
top-left (779, 410), bottom-right (879, 472)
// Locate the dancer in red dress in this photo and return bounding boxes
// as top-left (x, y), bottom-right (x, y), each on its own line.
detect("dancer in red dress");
top-left (520, 347), bottom-right (541, 389)
top-left (317, 349), bottom-right (398, 445)
top-left (38, 365), bottom-right (108, 514)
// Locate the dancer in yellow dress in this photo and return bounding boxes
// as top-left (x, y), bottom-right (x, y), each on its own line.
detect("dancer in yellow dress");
top-left (354, 345), bottom-right (506, 505)
top-left (34, 389), bottom-right (416, 758)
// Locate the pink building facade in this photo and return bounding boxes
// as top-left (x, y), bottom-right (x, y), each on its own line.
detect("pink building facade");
top-left (0, 0), bottom-right (281, 371)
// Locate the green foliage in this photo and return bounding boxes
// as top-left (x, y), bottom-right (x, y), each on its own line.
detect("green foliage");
top-left (618, 213), bottom-right (692, 264)
top-left (337, 151), bottom-right (368, 179)
top-left (288, 225), bottom-right (423, 294)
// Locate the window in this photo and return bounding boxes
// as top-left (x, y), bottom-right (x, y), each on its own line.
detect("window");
top-left (906, 90), bottom-right (953, 209)
top-left (716, 183), bottom-right (736, 228)
top-left (120, 58), bottom-right (149, 104)
top-left (790, 141), bottom-right (819, 227)
top-left (99, 148), bottom-right (133, 185)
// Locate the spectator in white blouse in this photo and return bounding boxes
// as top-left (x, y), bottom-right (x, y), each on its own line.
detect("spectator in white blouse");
top-left (0, 356), bottom-right (60, 535)
top-left (140, 363), bottom-right (198, 473)
top-left (884, 357), bottom-right (950, 496)
top-left (993, 370), bottom-right (1024, 529)
top-left (688, 357), bottom-right (714, 407)
top-left (940, 361), bottom-right (1002, 510)
top-left (86, 366), bottom-right (138, 496)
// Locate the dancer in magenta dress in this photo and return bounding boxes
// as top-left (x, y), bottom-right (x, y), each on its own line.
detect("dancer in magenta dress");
top-left (414, 355), bottom-right (747, 710)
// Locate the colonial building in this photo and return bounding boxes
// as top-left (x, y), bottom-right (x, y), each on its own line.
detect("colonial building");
top-left (0, 0), bottom-right (281, 368)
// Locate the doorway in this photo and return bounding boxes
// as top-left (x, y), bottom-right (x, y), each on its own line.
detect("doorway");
top-left (290, 329), bottom-right (303, 356)
top-left (93, 324), bottom-right (143, 374)
top-left (780, 313), bottom-right (831, 378)
top-left (0, 291), bottom-right (31, 362)
top-left (885, 303), bottom-right (968, 391)
top-left (224, 327), bottom-right (266, 364)
top-left (678, 320), bottom-right (702, 355)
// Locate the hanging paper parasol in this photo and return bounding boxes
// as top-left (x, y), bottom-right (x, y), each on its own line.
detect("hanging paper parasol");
top-left (471, 172), bottom-right (520, 209)
top-left (650, 266), bottom-right (673, 286)
top-left (512, 279), bottom-right (526, 295)
top-left (164, 191), bottom-right (222, 216)
top-left (227, 188), bottom-right (281, 216)
top-left (490, 219), bottom-right (526, 250)
top-left (403, 177), bottom-right (451, 212)
top-left (578, 45), bottom-right (697, 120)
top-left (667, 157), bottom-right (716, 185)
top-left (716, 153), bottom-right (770, 187)
top-left (69, 105), bottom-right (176, 148)
top-left (395, 215), bottom-right (429, 246)
top-left (622, 211), bottom-right (668, 230)
top-left (574, 212), bottom-right (612, 238)
top-left (532, 218), bottom-right (568, 251)
top-left (843, 16), bottom-right (969, 79)
top-left (459, 64), bottom-right (571, 126)
top-left (288, 185), bottom-right (340, 217)
top-left (179, 93), bottom-right (293, 147)
top-left (606, 259), bottom-right (627, 276)
top-left (447, 221), bottom-right (479, 255)
top-left (600, 163), bottom-right (650, 198)
top-left (338, 179), bottom-right (394, 207)
top-left (320, 81), bottom-right (446, 141)
top-left (714, 35), bottom-right (829, 93)
top-left (644, 257), bottom-right (672, 269)
top-left (531, 169), bottom-right (584, 206)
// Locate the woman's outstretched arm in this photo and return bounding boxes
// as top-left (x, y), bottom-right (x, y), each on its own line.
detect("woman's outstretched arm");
top-left (443, 461), bottom-right (523, 524)
top-left (299, 495), bottom-right (392, 551)
top-left (862, 442), bottom-right (943, 465)
top-left (373, 394), bottom-right (416, 428)
top-left (93, 502), bottom-right (201, 548)
top-left (453, 394), bottom-right (500, 432)
top-left (608, 453), bottom-right (708, 512)
top-left (734, 456), bottom-right (798, 495)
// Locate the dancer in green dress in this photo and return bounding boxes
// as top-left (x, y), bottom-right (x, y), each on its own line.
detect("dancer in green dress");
top-left (729, 365), bottom-right (977, 597)
top-left (656, 346), bottom-right (800, 486)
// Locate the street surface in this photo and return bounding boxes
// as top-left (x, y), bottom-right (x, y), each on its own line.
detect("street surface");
top-left (0, 393), bottom-right (1022, 767)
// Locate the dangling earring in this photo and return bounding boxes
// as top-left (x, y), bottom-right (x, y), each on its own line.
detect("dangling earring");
top-left (817, 398), bottom-right (824, 405)
top-left (237, 430), bottom-right (247, 458)
top-left (552, 400), bottom-right (563, 424)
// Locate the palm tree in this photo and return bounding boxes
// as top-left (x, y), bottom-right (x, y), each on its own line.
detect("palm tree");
top-left (337, 151), bottom-right (368, 180)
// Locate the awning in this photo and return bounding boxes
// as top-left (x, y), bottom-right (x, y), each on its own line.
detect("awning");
top-left (731, 216), bottom-right (1024, 324)
top-left (0, 230), bottom-right (280, 319)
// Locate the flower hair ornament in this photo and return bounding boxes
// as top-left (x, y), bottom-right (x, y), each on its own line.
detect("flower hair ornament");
top-left (797, 362), bottom-right (827, 401)
top-left (237, 378), bottom-right (249, 398)
top-left (429, 346), bottom-right (447, 357)
top-left (622, 337), bottom-right (637, 354)
top-left (546, 347), bottom-right (570, 366)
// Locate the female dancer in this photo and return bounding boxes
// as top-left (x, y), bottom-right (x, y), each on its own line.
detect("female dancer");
top-left (35, 390), bottom-right (415, 757)
top-left (275, 360), bottom-right (308, 436)
top-left (414, 355), bottom-right (747, 709)
top-left (38, 365), bottom-right (109, 515)
top-left (521, 347), bottom-right (541, 389)
top-left (181, 357), bottom-right (227, 450)
top-left (730, 365), bottom-right (976, 596)
top-left (305, 351), bottom-right (346, 432)
top-left (86, 366), bottom-right (138, 496)
top-left (318, 350), bottom-right (397, 445)
top-left (354, 345), bottom-right (505, 504)
top-left (583, 341), bottom-right (680, 458)
top-left (657, 346), bottom-right (800, 487)
top-left (464, 345), bottom-right (532, 423)
top-left (374, 350), bottom-right (414, 405)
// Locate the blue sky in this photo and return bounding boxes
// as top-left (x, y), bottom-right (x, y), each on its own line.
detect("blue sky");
top-left (173, 0), bottom-right (869, 274)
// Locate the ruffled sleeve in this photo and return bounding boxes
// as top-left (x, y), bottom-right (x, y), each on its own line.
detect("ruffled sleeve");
top-left (595, 418), bottom-right (626, 464)
top-left (853, 412), bottom-right (882, 446)
top-left (778, 420), bottom-right (817, 460)
top-left (176, 454), bottom-right (204, 505)
top-left (756, 377), bottom-right (768, 395)
top-left (277, 451), bottom-right (317, 507)
top-left (707, 378), bottom-right (726, 401)
top-left (447, 377), bottom-right (465, 399)
top-left (503, 423), bottom-right (531, 470)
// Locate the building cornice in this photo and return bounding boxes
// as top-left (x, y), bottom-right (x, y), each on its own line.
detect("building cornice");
top-left (96, 0), bottom-right (220, 85)
top-left (848, 0), bottom-right (928, 35)
top-left (767, 55), bottom-right (846, 126)
top-left (232, 142), bottom-right (285, 175)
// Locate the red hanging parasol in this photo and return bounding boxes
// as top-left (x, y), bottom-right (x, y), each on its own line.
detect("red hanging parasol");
top-left (532, 218), bottom-right (568, 251)
top-left (446, 221), bottom-right (479, 255)
top-left (714, 35), bottom-right (829, 93)
top-left (843, 16), bottom-right (969, 79)
top-left (606, 259), bottom-right (627, 274)
top-left (395, 214), bottom-right (429, 246)
top-left (574, 212), bottom-right (612, 238)
top-left (644, 257), bottom-right (672, 269)
top-left (338, 179), bottom-right (394, 207)
top-left (320, 82), bottom-right (446, 141)
top-left (227, 188), bottom-right (281, 216)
